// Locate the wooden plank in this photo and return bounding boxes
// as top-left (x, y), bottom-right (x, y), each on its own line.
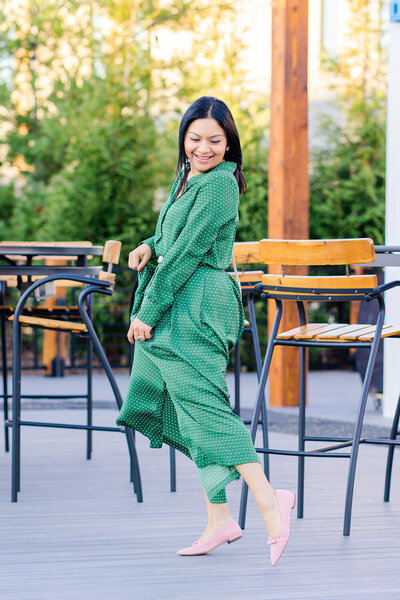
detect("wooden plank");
top-left (276, 323), bottom-right (327, 339)
top-left (228, 270), bottom-right (264, 282)
top-left (357, 324), bottom-right (400, 341)
top-left (262, 274), bottom-right (377, 290)
top-left (339, 325), bottom-right (389, 341)
top-left (9, 315), bottom-right (87, 333)
top-left (267, 0), bottom-right (309, 407)
top-left (294, 323), bottom-right (348, 340)
top-left (232, 242), bottom-right (261, 264)
top-left (316, 324), bottom-right (378, 340)
top-left (259, 238), bottom-right (376, 266)
top-left (102, 240), bottom-right (121, 265)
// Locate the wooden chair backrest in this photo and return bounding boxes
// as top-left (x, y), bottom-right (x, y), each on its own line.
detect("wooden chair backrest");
top-left (258, 239), bottom-right (377, 297)
top-left (98, 240), bottom-right (121, 283)
top-left (232, 242), bottom-right (261, 264)
top-left (258, 238), bottom-right (375, 266)
top-left (230, 242), bottom-right (264, 286)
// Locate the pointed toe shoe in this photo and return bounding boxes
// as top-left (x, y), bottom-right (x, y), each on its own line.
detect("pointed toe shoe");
top-left (268, 489), bottom-right (296, 566)
top-left (177, 518), bottom-right (242, 556)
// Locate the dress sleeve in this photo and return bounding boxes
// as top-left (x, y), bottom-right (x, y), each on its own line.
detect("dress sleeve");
top-left (136, 174), bottom-right (239, 328)
top-left (139, 236), bottom-right (157, 260)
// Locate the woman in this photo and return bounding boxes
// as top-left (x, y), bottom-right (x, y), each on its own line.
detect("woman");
top-left (116, 96), bottom-right (295, 566)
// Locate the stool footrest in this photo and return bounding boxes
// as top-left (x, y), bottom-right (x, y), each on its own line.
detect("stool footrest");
top-left (255, 446), bottom-right (352, 458)
top-left (8, 419), bottom-right (123, 433)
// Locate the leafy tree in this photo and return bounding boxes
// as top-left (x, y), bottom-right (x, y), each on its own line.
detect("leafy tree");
top-left (310, 0), bottom-right (386, 244)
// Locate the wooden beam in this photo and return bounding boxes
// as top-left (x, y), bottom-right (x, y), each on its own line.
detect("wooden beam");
top-left (268, 0), bottom-right (309, 406)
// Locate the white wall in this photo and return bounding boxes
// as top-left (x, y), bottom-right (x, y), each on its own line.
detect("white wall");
top-left (383, 20), bottom-right (400, 418)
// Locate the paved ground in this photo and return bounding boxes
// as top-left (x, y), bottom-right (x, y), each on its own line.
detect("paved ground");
top-left (1, 370), bottom-right (400, 599)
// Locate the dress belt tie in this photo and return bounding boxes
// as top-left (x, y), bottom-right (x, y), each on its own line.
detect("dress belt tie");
top-left (157, 255), bottom-right (223, 271)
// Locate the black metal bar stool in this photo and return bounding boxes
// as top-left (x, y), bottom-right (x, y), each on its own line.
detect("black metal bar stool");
top-left (7, 241), bottom-right (142, 503)
top-left (0, 242), bottom-right (104, 455)
top-left (238, 238), bottom-right (400, 536)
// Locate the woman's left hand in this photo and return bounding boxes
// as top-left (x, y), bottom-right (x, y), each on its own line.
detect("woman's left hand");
top-left (131, 317), bottom-right (153, 341)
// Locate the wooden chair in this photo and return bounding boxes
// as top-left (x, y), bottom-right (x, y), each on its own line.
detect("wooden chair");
top-left (238, 238), bottom-right (400, 536)
top-left (6, 240), bottom-right (142, 503)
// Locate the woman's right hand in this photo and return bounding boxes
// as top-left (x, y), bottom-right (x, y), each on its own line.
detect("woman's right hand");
top-left (128, 243), bottom-right (152, 271)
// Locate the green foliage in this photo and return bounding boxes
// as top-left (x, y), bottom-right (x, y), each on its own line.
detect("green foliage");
top-left (237, 104), bottom-right (268, 241)
top-left (310, 0), bottom-right (386, 245)
top-left (0, 184), bottom-right (16, 240)
top-left (310, 98), bottom-right (386, 244)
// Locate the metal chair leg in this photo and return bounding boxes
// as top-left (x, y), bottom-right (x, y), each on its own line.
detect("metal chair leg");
top-left (384, 393), bottom-right (400, 502)
top-left (11, 321), bottom-right (22, 501)
top-left (297, 346), bottom-right (307, 519)
top-left (86, 333), bottom-right (93, 460)
top-left (170, 447), bottom-right (176, 492)
top-left (78, 287), bottom-right (143, 502)
top-left (1, 312), bottom-right (9, 452)
top-left (86, 297), bottom-right (93, 460)
top-left (238, 300), bottom-right (283, 529)
top-left (343, 298), bottom-right (385, 536)
top-left (248, 293), bottom-right (269, 478)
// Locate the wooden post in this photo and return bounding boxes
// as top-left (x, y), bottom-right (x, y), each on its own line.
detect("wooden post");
top-left (42, 260), bottom-right (66, 376)
top-left (268, 0), bottom-right (309, 406)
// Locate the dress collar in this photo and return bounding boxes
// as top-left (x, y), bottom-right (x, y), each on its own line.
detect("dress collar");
top-left (184, 160), bottom-right (237, 188)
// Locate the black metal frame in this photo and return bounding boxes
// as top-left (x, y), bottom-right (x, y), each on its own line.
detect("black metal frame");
top-left (1, 247), bottom-right (105, 452)
top-left (238, 280), bottom-right (400, 536)
top-left (5, 273), bottom-right (142, 503)
top-left (233, 284), bottom-right (269, 478)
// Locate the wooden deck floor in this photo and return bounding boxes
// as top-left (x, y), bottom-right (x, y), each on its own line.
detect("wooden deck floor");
top-left (1, 407), bottom-right (400, 600)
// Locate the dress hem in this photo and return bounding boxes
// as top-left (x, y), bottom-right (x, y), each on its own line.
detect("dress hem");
top-left (116, 418), bottom-right (192, 459)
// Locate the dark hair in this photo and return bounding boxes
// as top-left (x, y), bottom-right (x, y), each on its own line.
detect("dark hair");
top-left (177, 96), bottom-right (246, 195)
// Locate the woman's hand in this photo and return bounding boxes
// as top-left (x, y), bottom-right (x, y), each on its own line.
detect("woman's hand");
top-left (128, 243), bottom-right (152, 272)
top-left (127, 318), bottom-right (153, 344)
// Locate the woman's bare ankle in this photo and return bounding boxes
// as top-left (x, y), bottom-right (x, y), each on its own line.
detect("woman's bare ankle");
top-left (201, 515), bottom-right (232, 541)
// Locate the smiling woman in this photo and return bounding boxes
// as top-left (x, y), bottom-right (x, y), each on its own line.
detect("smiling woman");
top-left (116, 96), bottom-right (295, 566)
top-left (184, 118), bottom-right (228, 174)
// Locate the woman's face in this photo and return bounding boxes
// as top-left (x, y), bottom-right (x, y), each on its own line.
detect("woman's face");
top-left (184, 118), bottom-right (228, 176)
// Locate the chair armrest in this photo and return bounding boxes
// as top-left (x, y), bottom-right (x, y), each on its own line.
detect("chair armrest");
top-left (365, 280), bottom-right (400, 302)
top-left (13, 274), bottom-right (113, 320)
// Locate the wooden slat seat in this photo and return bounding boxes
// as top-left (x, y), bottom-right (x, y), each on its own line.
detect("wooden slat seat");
top-left (9, 315), bottom-right (87, 333)
top-left (276, 322), bottom-right (400, 342)
top-left (276, 323), bottom-right (346, 340)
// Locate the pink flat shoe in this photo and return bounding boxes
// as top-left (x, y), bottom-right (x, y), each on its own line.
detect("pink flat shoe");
top-left (177, 518), bottom-right (242, 556)
top-left (268, 489), bottom-right (296, 566)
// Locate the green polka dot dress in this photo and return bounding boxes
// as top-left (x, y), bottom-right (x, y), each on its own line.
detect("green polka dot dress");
top-left (116, 160), bottom-right (260, 503)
